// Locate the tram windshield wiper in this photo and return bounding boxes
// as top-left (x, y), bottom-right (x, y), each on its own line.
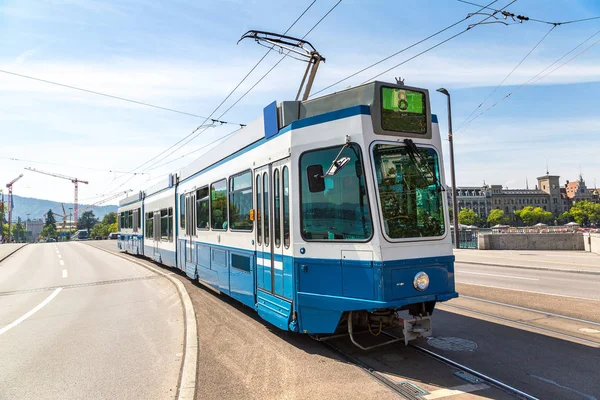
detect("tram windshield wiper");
top-left (403, 139), bottom-right (444, 192)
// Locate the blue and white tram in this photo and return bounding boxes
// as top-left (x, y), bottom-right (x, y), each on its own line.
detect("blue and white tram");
top-left (118, 81), bottom-right (458, 345)
top-left (142, 177), bottom-right (177, 266)
top-left (117, 192), bottom-right (143, 255)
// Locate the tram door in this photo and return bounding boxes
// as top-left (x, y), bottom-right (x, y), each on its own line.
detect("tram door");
top-left (184, 192), bottom-right (196, 273)
top-left (152, 210), bottom-right (160, 259)
top-left (255, 159), bottom-right (291, 299)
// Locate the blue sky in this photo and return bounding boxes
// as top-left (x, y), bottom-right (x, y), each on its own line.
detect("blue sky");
top-left (1, 0), bottom-right (599, 208)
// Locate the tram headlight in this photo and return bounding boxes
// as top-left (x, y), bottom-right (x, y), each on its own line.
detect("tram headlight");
top-left (413, 272), bottom-right (429, 291)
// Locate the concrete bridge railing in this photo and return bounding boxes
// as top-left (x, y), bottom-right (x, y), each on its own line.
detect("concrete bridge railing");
top-left (478, 233), bottom-right (585, 251)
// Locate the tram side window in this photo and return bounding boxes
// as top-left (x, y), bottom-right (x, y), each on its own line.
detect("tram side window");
top-left (196, 187), bottom-right (209, 230)
top-left (160, 209), bottom-right (169, 241)
top-left (211, 179), bottom-right (227, 230)
top-left (168, 208), bottom-right (173, 241)
top-left (274, 169), bottom-right (281, 247)
top-left (128, 211), bottom-right (133, 230)
top-left (180, 194), bottom-right (185, 230)
top-left (119, 213), bottom-right (123, 230)
top-left (283, 166), bottom-right (290, 248)
top-left (299, 143), bottom-right (373, 241)
top-left (229, 171), bottom-right (253, 232)
top-left (145, 212), bottom-right (153, 238)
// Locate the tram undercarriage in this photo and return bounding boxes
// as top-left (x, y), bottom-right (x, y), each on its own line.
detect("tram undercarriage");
top-left (313, 301), bottom-right (436, 350)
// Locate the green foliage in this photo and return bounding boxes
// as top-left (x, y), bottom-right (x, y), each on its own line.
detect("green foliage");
top-left (569, 200), bottom-right (600, 226)
top-left (514, 206), bottom-right (553, 226)
top-left (557, 211), bottom-right (572, 224)
top-left (108, 222), bottom-right (118, 233)
top-left (40, 224), bottom-right (57, 240)
top-left (458, 208), bottom-right (479, 226)
top-left (102, 212), bottom-right (117, 225)
top-left (91, 223), bottom-right (108, 238)
top-left (45, 209), bottom-right (56, 227)
top-left (77, 211), bottom-right (99, 233)
top-left (487, 209), bottom-right (509, 226)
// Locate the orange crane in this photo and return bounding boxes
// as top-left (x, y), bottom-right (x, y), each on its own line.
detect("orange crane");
top-left (6, 174), bottom-right (24, 242)
top-left (25, 167), bottom-right (88, 225)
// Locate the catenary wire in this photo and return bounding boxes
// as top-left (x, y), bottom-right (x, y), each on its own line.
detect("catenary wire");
top-left (125, 0), bottom-right (319, 175)
top-left (456, 23), bottom-right (557, 131)
top-left (0, 69), bottom-right (241, 125)
top-left (361, 0), bottom-right (517, 84)
top-left (457, 0), bottom-right (600, 25)
top-left (460, 28), bottom-right (600, 129)
top-left (310, 0), bottom-right (498, 97)
top-left (0, 156), bottom-right (147, 175)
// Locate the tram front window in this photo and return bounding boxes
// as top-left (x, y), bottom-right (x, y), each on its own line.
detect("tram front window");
top-left (300, 143), bottom-right (372, 241)
top-left (373, 143), bottom-right (445, 239)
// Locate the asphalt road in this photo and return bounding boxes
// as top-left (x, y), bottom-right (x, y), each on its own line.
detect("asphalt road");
top-left (455, 262), bottom-right (600, 300)
top-left (0, 242), bottom-right (184, 400)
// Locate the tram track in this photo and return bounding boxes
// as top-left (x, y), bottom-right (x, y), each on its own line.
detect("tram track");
top-left (439, 298), bottom-right (600, 347)
top-left (317, 335), bottom-right (539, 400)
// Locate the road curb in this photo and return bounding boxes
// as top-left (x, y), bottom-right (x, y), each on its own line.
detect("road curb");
top-left (456, 260), bottom-right (600, 276)
top-left (0, 244), bottom-right (28, 264)
top-left (82, 243), bottom-right (198, 400)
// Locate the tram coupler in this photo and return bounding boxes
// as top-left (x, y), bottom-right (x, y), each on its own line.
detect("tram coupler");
top-left (401, 315), bottom-right (432, 345)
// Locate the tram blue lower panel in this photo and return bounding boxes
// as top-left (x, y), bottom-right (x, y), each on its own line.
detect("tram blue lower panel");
top-left (143, 245), bottom-right (176, 268)
top-left (257, 290), bottom-right (292, 330)
top-left (295, 255), bottom-right (458, 333)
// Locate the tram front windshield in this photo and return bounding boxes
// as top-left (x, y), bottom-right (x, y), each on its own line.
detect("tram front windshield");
top-left (300, 143), bottom-right (372, 241)
top-left (373, 144), bottom-right (445, 239)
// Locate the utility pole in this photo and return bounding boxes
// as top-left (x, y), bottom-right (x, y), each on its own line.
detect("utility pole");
top-left (436, 88), bottom-right (460, 249)
top-left (6, 174), bottom-right (24, 243)
top-left (69, 207), bottom-right (73, 240)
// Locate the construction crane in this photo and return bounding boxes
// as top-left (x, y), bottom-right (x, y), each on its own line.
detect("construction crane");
top-left (6, 174), bottom-right (24, 242)
top-left (25, 167), bottom-right (88, 225)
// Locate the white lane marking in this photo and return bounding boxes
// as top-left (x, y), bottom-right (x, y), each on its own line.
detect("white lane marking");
top-left (62, 269), bottom-right (68, 278)
top-left (0, 288), bottom-right (63, 336)
top-left (531, 375), bottom-right (598, 400)
top-left (459, 283), bottom-right (600, 302)
top-left (59, 260), bottom-right (65, 266)
top-left (424, 383), bottom-right (489, 399)
top-left (459, 271), bottom-right (539, 281)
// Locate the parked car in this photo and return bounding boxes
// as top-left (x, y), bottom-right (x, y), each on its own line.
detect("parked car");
top-left (108, 232), bottom-right (119, 240)
top-left (95, 235), bottom-right (102, 240)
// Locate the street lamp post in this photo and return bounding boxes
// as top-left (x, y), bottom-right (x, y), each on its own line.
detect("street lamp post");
top-left (68, 207), bottom-right (73, 240)
top-left (436, 88), bottom-right (460, 249)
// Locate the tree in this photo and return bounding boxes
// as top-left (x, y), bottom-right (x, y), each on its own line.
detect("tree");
top-left (108, 222), bottom-right (118, 233)
top-left (45, 209), bottom-right (56, 227)
top-left (569, 200), bottom-right (600, 226)
top-left (40, 224), bottom-right (57, 240)
top-left (557, 211), bottom-right (572, 224)
top-left (102, 212), bottom-right (117, 225)
top-left (91, 223), bottom-right (108, 238)
top-left (77, 211), bottom-right (99, 234)
top-left (514, 206), bottom-right (553, 226)
top-left (458, 208), bottom-right (479, 226)
top-left (487, 209), bottom-right (509, 226)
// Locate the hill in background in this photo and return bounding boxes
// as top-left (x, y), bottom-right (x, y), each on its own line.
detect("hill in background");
top-left (7, 195), bottom-right (117, 221)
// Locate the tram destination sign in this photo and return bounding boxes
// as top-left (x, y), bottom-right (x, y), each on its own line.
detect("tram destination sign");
top-left (380, 87), bottom-right (427, 134)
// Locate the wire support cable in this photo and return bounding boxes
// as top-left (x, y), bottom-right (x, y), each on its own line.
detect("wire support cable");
top-left (456, 23), bottom-right (557, 132)
top-left (311, 0), bottom-right (498, 97)
top-left (459, 28), bottom-right (600, 129)
top-left (457, 0), bottom-right (600, 26)
top-left (361, 0), bottom-right (517, 84)
top-left (0, 69), bottom-right (243, 126)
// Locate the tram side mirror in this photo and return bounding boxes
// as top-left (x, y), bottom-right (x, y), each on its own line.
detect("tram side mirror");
top-left (307, 165), bottom-right (325, 193)
top-left (325, 157), bottom-right (351, 177)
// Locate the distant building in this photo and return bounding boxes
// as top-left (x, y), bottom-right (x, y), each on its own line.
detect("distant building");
top-left (565, 174), bottom-right (593, 202)
top-left (450, 171), bottom-right (577, 224)
top-left (25, 218), bottom-right (44, 240)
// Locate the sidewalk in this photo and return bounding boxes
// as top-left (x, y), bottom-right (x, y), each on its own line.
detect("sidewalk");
top-left (0, 243), bottom-right (28, 263)
top-left (454, 248), bottom-right (600, 275)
